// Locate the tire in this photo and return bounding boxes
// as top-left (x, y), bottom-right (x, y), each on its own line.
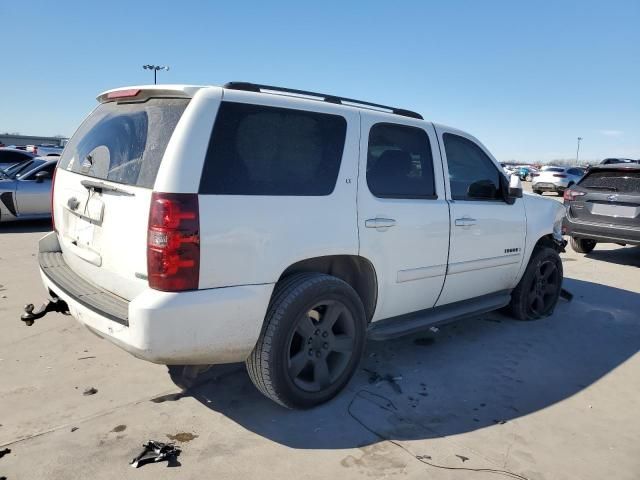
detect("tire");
top-left (533, 190), bottom-right (542, 195)
top-left (507, 246), bottom-right (563, 321)
top-left (570, 237), bottom-right (597, 254)
top-left (246, 273), bottom-right (367, 409)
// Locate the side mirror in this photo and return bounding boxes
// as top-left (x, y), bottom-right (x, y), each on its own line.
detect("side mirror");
top-left (468, 179), bottom-right (497, 199)
top-left (35, 171), bottom-right (50, 183)
top-left (508, 174), bottom-right (523, 199)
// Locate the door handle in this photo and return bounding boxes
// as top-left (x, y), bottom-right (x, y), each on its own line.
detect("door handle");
top-left (455, 217), bottom-right (477, 227)
top-left (365, 218), bottom-right (397, 229)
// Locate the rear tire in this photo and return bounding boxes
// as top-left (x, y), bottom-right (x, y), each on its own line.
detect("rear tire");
top-left (246, 273), bottom-right (367, 409)
top-left (533, 190), bottom-right (542, 195)
top-left (570, 237), bottom-right (597, 254)
top-left (507, 246), bottom-right (563, 321)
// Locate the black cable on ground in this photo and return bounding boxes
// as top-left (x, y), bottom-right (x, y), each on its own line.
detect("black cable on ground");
top-left (347, 390), bottom-right (529, 480)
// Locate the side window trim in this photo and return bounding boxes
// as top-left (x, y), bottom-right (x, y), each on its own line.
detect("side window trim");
top-left (366, 122), bottom-right (438, 200)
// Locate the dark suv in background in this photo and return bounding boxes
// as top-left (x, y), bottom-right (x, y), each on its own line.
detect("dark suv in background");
top-left (563, 164), bottom-right (640, 253)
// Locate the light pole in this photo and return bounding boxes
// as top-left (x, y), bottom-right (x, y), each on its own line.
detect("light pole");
top-left (143, 64), bottom-right (170, 85)
top-left (576, 137), bottom-right (583, 164)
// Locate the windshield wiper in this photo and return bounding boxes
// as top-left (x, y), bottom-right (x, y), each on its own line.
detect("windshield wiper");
top-left (80, 179), bottom-right (135, 196)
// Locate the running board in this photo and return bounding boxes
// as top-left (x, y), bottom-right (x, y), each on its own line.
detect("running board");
top-left (367, 291), bottom-right (512, 341)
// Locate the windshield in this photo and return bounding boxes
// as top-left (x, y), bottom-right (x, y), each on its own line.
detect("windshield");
top-left (0, 159), bottom-right (44, 179)
top-left (58, 98), bottom-right (190, 188)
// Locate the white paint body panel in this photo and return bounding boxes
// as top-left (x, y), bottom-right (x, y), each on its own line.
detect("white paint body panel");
top-left (357, 114), bottom-right (450, 321)
top-left (38, 234), bottom-right (273, 364)
top-left (434, 125), bottom-right (526, 305)
top-left (197, 89), bottom-right (360, 288)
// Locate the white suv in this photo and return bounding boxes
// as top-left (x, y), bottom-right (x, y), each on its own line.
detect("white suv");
top-left (31, 82), bottom-right (566, 408)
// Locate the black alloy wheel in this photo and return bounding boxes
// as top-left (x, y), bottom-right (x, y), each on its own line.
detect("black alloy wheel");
top-left (287, 300), bottom-right (356, 392)
top-left (527, 258), bottom-right (561, 317)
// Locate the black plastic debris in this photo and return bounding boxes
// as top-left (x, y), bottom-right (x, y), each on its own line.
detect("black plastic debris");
top-left (83, 387), bottom-right (98, 396)
top-left (0, 448), bottom-right (10, 459)
top-left (456, 454), bottom-right (469, 462)
top-left (363, 369), bottom-right (403, 394)
top-left (560, 288), bottom-right (573, 301)
top-left (130, 441), bottom-right (181, 468)
top-left (70, 427), bottom-right (79, 433)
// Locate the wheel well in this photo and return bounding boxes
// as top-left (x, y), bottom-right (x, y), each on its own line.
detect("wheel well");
top-left (533, 234), bottom-right (562, 252)
top-left (278, 255), bottom-right (378, 322)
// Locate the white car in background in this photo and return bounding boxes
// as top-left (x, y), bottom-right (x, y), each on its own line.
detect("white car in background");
top-left (532, 166), bottom-right (585, 195)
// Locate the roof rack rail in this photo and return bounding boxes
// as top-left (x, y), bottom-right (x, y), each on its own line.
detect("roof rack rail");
top-left (223, 82), bottom-right (423, 120)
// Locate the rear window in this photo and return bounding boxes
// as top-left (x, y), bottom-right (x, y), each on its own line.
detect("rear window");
top-left (544, 167), bottom-right (565, 173)
top-left (199, 102), bottom-right (347, 195)
top-left (580, 170), bottom-right (640, 194)
top-left (58, 98), bottom-right (190, 188)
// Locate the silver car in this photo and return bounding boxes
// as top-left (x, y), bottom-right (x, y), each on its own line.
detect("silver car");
top-left (532, 166), bottom-right (585, 195)
top-left (0, 159), bottom-right (56, 222)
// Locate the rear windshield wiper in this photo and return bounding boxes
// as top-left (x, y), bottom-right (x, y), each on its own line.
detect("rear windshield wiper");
top-left (80, 179), bottom-right (135, 196)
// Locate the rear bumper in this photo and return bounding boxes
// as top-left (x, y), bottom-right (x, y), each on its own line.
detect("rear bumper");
top-left (563, 216), bottom-right (640, 245)
top-left (532, 181), bottom-right (567, 192)
top-left (37, 232), bottom-right (274, 364)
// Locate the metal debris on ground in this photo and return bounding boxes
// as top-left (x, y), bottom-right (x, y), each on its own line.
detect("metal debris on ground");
top-left (0, 448), bottom-right (10, 459)
top-left (82, 387), bottom-right (98, 396)
top-left (130, 440), bottom-right (181, 468)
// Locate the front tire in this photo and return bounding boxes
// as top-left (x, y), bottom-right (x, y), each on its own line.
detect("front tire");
top-left (246, 273), bottom-right (367, 409)
top-left (570, 237), bottom-right (597, 254)
top-left (533, 189), bottom-right (542, 195)
top-left (507, 246), bottom-right (563, 321)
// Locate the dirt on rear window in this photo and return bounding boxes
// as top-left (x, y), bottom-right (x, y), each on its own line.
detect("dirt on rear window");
top-left (58, 98), bottom-right (190, 188)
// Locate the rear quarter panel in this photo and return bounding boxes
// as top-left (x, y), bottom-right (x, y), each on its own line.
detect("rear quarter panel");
top-left (195, 91), bottom-right (361, 288)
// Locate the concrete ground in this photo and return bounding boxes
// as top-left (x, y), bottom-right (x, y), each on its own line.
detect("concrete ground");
top-left (1, 191), bottom-right (639, 480)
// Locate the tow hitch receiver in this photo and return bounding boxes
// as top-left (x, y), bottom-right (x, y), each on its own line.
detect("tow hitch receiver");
top-left (21, 297), bottom-right (69, 326)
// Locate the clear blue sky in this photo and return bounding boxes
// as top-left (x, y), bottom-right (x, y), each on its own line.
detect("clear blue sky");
top-left (1, 0), bottom-right (638, 163)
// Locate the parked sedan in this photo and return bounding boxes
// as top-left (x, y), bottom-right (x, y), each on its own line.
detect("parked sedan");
top-left (0, 159), bottom-right (57, 222)
top-left (0, 147), bottom-right (37, 170)
top-left (532, 166), bottom-right (585, 195)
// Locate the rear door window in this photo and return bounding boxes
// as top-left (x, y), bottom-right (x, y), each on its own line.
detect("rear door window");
top-left (199, 102), bottom-right (347, 195)
top-left (366, 123), bottom-right (436, 198)
top-left (58, 98), bottom-right (190, 188)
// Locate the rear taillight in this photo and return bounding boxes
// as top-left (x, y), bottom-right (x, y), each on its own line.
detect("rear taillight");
top-left (147, 192), bottom-right (199, 291)
top-left (563, 189), bottom-right (585, 202)
top-left (51, 166), bottom-right (58, 231)
top-left (553, 174), bottom-right (567, 178)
